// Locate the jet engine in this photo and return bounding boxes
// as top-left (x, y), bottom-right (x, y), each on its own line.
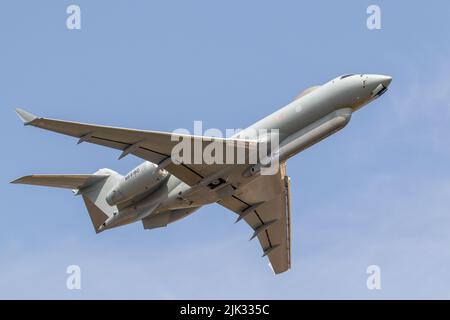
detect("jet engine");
top-left (105, 161), bottom-right (169, 206)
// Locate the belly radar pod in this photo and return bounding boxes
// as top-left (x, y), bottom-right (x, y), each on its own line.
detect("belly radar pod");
top-left (11, 74), bottom-right (392, 274)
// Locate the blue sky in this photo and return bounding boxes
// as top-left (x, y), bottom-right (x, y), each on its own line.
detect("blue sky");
top-left (1, 0), bottom-right (450, 299)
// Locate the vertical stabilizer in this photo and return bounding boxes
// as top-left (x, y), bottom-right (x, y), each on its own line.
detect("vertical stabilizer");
top-left (77, 168), bottom-right (123, 232)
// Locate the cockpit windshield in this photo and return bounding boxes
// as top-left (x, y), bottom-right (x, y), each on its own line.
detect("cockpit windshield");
top-left (339, 74), bottom-right (355, 79)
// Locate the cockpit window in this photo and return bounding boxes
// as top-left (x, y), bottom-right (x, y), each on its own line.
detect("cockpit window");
top-left (339, 74), bottom-right (355, 79)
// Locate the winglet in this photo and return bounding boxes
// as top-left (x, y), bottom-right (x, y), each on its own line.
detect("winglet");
top-left (10, 175), bottom-right (31, 184)
top-left (15, 108), bottom-right (38, 125)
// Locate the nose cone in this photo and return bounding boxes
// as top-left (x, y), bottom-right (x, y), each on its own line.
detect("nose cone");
top-left (365, 74), bottom-right (393, 89)
top-left (378, 75), bottom-right (392, 87)
top-left (366, 74), bottom-right (392, 99)
top-left (370, 74), bottom-right (392, 88)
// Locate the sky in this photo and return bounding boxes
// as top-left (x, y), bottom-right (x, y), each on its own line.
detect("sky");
top-left (1, 0), bottom-right (450, 299)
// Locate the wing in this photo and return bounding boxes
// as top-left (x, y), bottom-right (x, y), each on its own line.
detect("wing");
top-left (218, 162), bottom-right (292, 274)
top-left (15, 108), bottom-right (256, 186)
top-left (15, 108), bottom-right (293, 273)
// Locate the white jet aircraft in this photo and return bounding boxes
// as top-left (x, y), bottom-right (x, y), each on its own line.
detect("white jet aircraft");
top-left (12, 74), bottom-right (392, 274)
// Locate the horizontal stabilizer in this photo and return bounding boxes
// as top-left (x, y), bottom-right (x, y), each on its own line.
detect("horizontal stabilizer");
top-left (11, 169), bottom-right (122, 233)
top-left (11, 174), bottom-right (108, 189)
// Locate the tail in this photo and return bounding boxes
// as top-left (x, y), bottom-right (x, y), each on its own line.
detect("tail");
top-left (11, 168), bottom-right (123, 233)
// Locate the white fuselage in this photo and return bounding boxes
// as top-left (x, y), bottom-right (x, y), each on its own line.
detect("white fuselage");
top-left (102, 74), bottom-right (392, 230)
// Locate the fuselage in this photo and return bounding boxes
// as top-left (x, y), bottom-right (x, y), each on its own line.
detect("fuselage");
top-left (240, 73), bottom-right (391, 139)
top-left (102, 74), bottom-right (392, 230)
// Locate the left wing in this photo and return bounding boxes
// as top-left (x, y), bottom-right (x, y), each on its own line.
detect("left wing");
top-left (15, 108), bottom-right (256, 186)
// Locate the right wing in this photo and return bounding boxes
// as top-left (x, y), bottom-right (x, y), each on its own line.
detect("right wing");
top-left (218, 163), bottom-right (292, 274)
top-left (15, 108), bottom-right (256, 186)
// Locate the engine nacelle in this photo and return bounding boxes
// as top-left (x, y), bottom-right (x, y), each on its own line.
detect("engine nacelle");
top-left (106, 161), bottom-right (169, 206)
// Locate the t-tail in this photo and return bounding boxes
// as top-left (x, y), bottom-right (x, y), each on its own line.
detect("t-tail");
top-left (10, 168), bottom-right (123, 233)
